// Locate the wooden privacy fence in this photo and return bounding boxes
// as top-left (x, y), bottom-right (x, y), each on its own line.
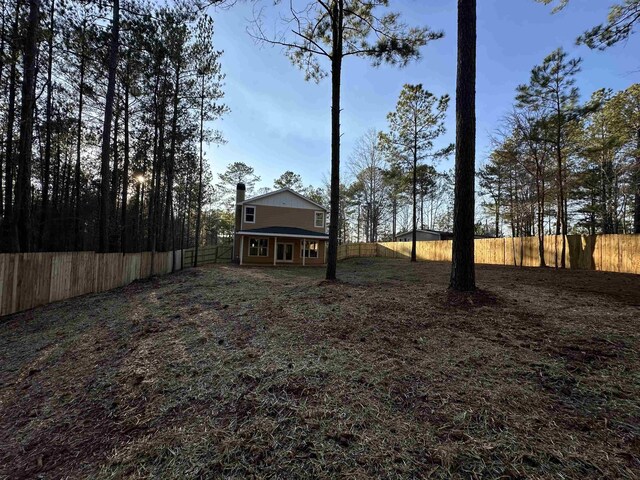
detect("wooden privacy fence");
top-left (337, 243), bottom-right (377, 261)
top-left (338, 234), bottom-right (640, 275)
top-left (0, 250), bottom-right (182, 317)
top-left (182, 244), bottom-right (232, 268)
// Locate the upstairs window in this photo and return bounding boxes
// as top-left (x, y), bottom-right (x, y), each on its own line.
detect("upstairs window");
top-left (301, 240), bottom-right (319, 258)
top-left (244, 206), bottom-right (255, 223)
top-left (249, 238), bottom-right (268, 256)
top-left (314, 211), bottom-right (325, 228)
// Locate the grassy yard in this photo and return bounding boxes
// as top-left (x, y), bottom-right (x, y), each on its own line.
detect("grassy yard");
top-left (1, 258), bottom-right (639, 479)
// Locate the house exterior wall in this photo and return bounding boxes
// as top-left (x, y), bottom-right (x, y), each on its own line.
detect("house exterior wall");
top-left (241, 236), bottom-right (326, 265)
top-left (241, 205), bottom-right (326, 233)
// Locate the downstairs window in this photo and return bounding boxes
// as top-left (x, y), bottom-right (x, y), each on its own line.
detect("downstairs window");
top-left (301, 240), bottom-right (319, 258)
top-left (249, 238), bottom-right (268, 256)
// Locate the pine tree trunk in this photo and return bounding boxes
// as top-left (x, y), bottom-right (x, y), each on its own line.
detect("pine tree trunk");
top-left (560, 161), bottom-right (569, 268)
top-left (392, 197), bottom-right (397, 240)
top-left (0, 1), bottom-right (5, 218)
top-left (179, 187), bottom-right (186, 252)
top-left (494, 183), bottom-right (500, 237)
top-left (185, 187), bottom-right (192, 248)
top-left (73, 50), bottom-right (85, 250)
top-left (1, 0), bottom-right (20, 251)
top-left (15, 0), bottom-right (41, 252)
top-left (194, 75), bottom-right (205, 267)
top-left (170, 199), bottom-right (176, 272)
top-left (52, 128), bottom-right (60, 215)
top-left (420, 192), bottom-right (424, 230)
top-left (554, 193), bottom-right (560, 267)
top-left (40, 0), bottom-right (54, 250)
top-left (135, 181), bottom-right (141, 251)
top-left (450, 0), bottom-right (476, 291)
top-left (165, 64), bottom-right (180, 256)
top-left (536, 168), bottom-right (546, 267)
top-left (634, 128), bottom-right (640, 233)
top-left (111, 95), bottom-right (120, 251)
top-left (98, 0), bottom-right (119, 253)
top-left (411, 150), bottom-right (417, 262)
top-left (156, 72), bottom-right (168, 254)
top-left (62, 158), bottom-right (72, 243)
top-left (2, 62), bottom-right (16, 246)
top-left (121, 64), bottom-right (130, 253)
top-left (147, 70), bottom-right (161, 252)
top-left (555, 98), bottom-right (566, 268)
top-left (326, 0), bottom-right (343, 281)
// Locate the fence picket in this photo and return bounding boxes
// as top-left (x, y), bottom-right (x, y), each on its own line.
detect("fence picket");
top-left (0, 250), bottom-right (184, 317)
top-left (337, 234), bottom-right (639, 276)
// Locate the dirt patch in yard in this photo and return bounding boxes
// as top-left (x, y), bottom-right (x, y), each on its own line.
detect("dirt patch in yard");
top-left (0, 259), bottom-right (639, 479)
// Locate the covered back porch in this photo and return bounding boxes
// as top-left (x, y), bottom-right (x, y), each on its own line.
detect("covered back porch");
top-left (236, 227), bottom-right (328, 266)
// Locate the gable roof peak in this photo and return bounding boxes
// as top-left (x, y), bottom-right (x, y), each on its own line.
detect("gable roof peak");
top-left (240, 188), bottom-right (327, 211)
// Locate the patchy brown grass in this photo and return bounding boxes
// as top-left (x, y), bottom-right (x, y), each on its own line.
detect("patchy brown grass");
top-left (0, 258), bottom-right (639, 479)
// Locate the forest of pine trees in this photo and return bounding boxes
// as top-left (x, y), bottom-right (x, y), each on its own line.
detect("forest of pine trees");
top-left (0, 0), bottom-right (227, 254)
top-left (478, 51), bottom-right (640, 242)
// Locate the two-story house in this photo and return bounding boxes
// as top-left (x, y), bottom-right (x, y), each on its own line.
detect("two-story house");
top-left (233, 183), bottom-right (328, 266)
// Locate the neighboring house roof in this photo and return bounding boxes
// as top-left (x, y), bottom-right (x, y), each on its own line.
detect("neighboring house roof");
top-left (240, 188), bottom-right (328, 211)
top-left (396, 229), bottom-right (452, 237)
top-left (237, 226), bottom-right (329, 239)
top-left (396, 229), bottom-right (494, 239)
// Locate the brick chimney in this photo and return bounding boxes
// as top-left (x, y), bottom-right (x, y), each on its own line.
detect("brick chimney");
top-left (233, 183), bottom-right (246, 262)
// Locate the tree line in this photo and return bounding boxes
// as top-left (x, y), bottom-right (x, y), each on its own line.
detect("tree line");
top-left (2, 0), bottom-right (637, 290)
top-left (478, 51), bottom-right (640, 267)
top-left (474, 0), bottom-right (640, 272)
top-left (0, 0), bottom-right (227, 256)
top-left (338, 81), bottom-right (454, 260)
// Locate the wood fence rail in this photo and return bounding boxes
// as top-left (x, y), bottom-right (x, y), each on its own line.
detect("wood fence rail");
top-left (182, 244), bottom-right (233, 268)
top-left (0, 250), bottom-right (182, 317)
top-left (337, 234), bottom-right (640, 275)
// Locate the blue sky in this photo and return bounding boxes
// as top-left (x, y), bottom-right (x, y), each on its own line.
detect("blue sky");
top-left (205, 1), bottom-right (640, 191)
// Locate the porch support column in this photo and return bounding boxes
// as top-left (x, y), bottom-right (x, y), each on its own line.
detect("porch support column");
top-left (302, 239), bottom-right (306, 266)
top-left (239, 236), bottom-right (244, 266)
top-left (324, 240), bottom-right (328, 265)
top-left (274, 237), bottom-right (278, 266)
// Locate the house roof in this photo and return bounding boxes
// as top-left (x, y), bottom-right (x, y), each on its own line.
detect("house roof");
top-left (237, 226), bottom-right (329, 240)
top-left (396, 229), bottom-right (494, 239)
top-left (396, 229), bottom-right (453, 237)
top-left (240, 188), bottom-right (328, 211)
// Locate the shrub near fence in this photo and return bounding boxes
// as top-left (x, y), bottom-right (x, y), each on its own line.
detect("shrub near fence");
top-left (338, 234), bottom-right (640, 275)
top-left (0, 250), bottom-right (181, 317)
